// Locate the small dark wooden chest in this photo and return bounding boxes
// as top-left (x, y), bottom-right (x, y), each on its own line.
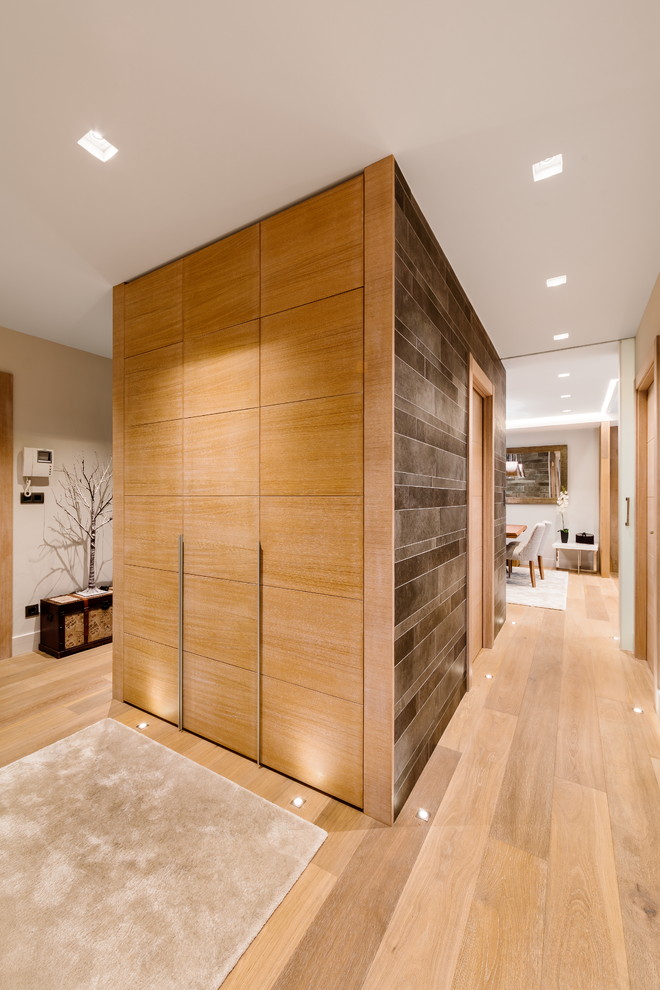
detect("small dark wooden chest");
top-left (39, 591), bottom-right (113, 658)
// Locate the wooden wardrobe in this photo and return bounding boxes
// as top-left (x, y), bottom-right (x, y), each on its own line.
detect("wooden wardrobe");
top-left (113, 160), bottom-right (394, 821)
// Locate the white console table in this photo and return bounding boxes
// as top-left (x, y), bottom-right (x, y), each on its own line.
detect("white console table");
top-left (552, 541), bottom-right (599, 574)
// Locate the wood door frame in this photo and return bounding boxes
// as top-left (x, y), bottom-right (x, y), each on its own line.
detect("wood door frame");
top-left (0, 371), bottom-right (12, 659)
top-left (635, 339), bottom-right (659, 707)
top-left (467, 355), bottom-right (494, 689)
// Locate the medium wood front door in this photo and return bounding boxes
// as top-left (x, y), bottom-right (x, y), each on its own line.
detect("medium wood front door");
top-left (467, 357), bottom-right (494, 687)
top-left (469, 388), bottom-right (484, 661)
top-left (647, 380), bottom-right (657, 690)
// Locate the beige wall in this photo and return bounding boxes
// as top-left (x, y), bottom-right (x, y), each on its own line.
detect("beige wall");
top-left (0, 324), bottom-right (112, 654)
top-left (636, 272), bottom-right (660, 376)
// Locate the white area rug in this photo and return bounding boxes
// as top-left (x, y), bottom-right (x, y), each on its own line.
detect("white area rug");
top-left (0, 719), bottom-right (326, 990)
top-left (506, 566), bottom-right (569, 610)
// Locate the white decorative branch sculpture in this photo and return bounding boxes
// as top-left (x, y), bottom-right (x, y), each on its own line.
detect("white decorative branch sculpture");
top-left (54, 456), bottom-right (113, 596)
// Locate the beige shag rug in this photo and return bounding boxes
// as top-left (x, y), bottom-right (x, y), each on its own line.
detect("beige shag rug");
top-left (0, 719), bottom-right (326, 990)
top-left (506, 565), bottom-right (568, 610)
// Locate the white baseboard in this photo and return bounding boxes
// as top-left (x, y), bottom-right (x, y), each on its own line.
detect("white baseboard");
top-left (12, 630), bottom-right (40, 657)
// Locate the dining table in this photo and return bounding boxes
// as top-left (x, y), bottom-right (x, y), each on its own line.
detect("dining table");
top-left (506, 523), bottom-right (527, 540)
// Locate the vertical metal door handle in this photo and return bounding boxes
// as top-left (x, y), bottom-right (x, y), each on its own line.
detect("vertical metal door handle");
top-left (178, 534), bottom-right (184, 731)
top-left (625, 497), bottom-right (630, 526)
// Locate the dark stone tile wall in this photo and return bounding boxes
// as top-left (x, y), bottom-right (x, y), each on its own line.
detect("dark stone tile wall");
top-left (393, 164), bottom-right (506, 815)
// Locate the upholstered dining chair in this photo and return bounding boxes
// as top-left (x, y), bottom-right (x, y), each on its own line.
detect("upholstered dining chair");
top-left (506, 521), bottom-right (547, 588)
top-left (538, 520), bottom-right (553, 579)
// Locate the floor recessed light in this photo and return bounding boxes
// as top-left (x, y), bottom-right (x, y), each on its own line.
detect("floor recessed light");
top-left (78, 129), bottom-right (118, 162)
top-left (547, 275), bottom-right (567, 287)
top-left (291, 796), bottom-right (305, 809)
top-left (632, 706), bottom-right (644, 714)
top-left (511, 621), bottom-right (517, 625)
top-left (558, 373), bottom-right (570, 379)
top-left (485, 673), bottom-right (494, 680)
top-left (553, 333), bottom-right (570, 341)
top-left (416, 808), bottom-right (430, 822)
top-left (532, 154), bottom-right (563, 182)
top-left (136, 722), bottom-right (149, 730)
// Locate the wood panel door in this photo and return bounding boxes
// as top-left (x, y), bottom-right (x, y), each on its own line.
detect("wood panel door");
top-left (121, 262), bottom-right (183, 722)
top-left (181, 225), bottom-right (260, 758)
top-left (647, 381), bottom-right (657, 686)
top-left (469, 388), bottom-right (484, 664)
top-left (467, 357), bottom-right (494, 689)
top-left (259, 182), bottom-right (365, 804)
top-left (635, 347), bottom-right (659, 713)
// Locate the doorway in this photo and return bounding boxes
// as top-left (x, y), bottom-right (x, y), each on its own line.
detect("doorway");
top-left (467, 356), bottom-right (494, 687)
top-left (635, 342), bottom-right (659, 711)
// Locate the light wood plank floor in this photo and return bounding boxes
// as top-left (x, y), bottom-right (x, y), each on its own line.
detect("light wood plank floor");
top-left (1, 572), bottom-right (658, 989)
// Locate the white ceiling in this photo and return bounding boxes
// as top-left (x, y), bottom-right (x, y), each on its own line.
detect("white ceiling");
top-left (1, 1), bottom-right (659, 362)
top-left (504, 341), bottom-right (620, 428)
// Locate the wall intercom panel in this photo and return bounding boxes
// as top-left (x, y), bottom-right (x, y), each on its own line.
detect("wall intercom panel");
top-left (22, 447), bottom-right (54, 477)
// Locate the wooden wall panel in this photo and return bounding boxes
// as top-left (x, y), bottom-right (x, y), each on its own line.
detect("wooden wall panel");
top-left (261, 675), bottom-right (363, 807)
top-left (260, 177), bottom-right (364, 315)
top-left (262, 587), bottom-right (363, 704)
top-left (260, 394), bottom-right (363, 496)
top-left (124, 497), bottom-right (182, 572)
top-left (363, 156), bottom-right (395, 824)
top-left (183, 225), bottom-right (260, 337)
top-left (125, 421), bottom-right (183, 497)
top-left (123, 565), bottom-right (179, 648)
top-left (112, 285), bottom-right (125, 696)
top-left (115, 164), bottom-right (394, 817)
top-left (184, 574), bottom-right (257, 671)
top-left (123, 634), bottom-right (179, 724)
top-left (184, 496), bottom-right (258, 584)
top-left (124, 260), bottom-right (183, 357)
top-left (183, 652), bottom-right (257, 760)
top-left (261, 497), bottom-right (363, 599)
top-left (0, 372), bottom-right (13, 660)
top-left (260, 289), bottom-right (363, 406)
top-left (125, 344), bottom-right (183, 426)
top-left (183, 321), bottom-right (259, 418)
top-left (183, 410), bottom-right (258, 495)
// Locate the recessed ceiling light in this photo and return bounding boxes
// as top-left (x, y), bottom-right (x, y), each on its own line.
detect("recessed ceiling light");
top-left (558, 373), bottom-right (570, 378)
top-left (511, 621), bottom-right (516, 625)
top-left (612, 636), bottom-right (620, 641)
top-left (546, 275), bottom-right (567, 287)
top-left (291, 796), bottom-right (305, 809)
top-left (507, 412), bottom-right (605, 429)
top-left (562, 408), bottom-right (572, 413)
top-left (553, 333), bottom-right (570, 341)
top-left (560, 394), bottom-right (571, 399)
top-left (601, 378), bottom-right (619, 416)
top-left (485, 673), bottom-right (494, 680)
top-left (77, 129), bottom-right (118, 162)
top-left (136, 722), bottom-right (149, 730)
top-left (416, 808), bottom-right (430, 822)
top-left (532, 154), bottom-right (563, 182)
top-left (632, 706), bottom-right (644, 714)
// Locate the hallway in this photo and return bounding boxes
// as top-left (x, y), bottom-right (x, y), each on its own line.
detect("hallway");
top-left (1, 572), bottom-right (658, 988)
